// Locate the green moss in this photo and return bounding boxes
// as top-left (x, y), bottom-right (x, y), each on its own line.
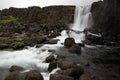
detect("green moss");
top-left (0, 16), bottom-right (19, 25)
top-left (0, 37), bottom-right (9, 41)
top-left (15, 33), bottom-right (27, 40)
top-left (10, 41), bottom-right (25, 50)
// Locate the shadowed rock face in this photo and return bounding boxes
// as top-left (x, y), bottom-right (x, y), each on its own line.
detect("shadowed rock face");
top-left (91, 0), bottom-right (120, 45)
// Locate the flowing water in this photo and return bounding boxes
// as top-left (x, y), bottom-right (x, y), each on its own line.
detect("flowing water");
top-left (0, 5), bottom-right (92, 80)
top-left (0, 3), bottom-right (120, 80)
top-left (70, 5), bottom-right (93, 43)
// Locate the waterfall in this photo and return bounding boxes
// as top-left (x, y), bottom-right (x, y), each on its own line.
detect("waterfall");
top-left (0, 4), bottom-right (94, 80)
top-left (71, 5), bottom-right (92, 31)
top-left (69, 5), bottom-right (93, 43)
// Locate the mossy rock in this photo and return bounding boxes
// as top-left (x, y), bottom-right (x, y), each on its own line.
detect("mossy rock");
top-left (0, 16), bottom-right (19, 25)
top-left (15, 33), bottom-right (28, 41)
top-left (10, 41), bottom-right (25, 50)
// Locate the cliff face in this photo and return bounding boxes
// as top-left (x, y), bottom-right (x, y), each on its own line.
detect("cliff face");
top-left (0, 6), bottom-right (75, 50)
top-left (0, 6), bottom-right (75, 25)
top-left (91, 0), bottom-right (120, 44)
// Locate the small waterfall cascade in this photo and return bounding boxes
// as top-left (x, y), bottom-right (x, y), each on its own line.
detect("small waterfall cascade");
top-left (69, 5), bottom-right (93, 42)
top-left (71, 5), bottom-right (92, 31)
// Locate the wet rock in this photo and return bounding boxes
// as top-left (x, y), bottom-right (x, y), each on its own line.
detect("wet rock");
top-left (77, 43), bottom-right (85, 47)
top-left (86, 35), bottom-right (104, 45)
top-left (50, 74), bottom-right (74, 80)
top-left (47, 39), bottom-right (59, 44)
top-left (5, 70), bottom-right (43, 80)
top-left (48, 61), bottom-right (57, 72)
top-left (48, 49), bottom-right (55, 53)
top-left (25, 70), bottom-right (43, 80)
top-left (64, 37), bottom-right (75, 48)
top-left (58, 61), bottom-right (76, 70)
top-left (78, 60), bottom-right (90, 66)
top-left (4, 71), bottom-right (21, 80)
top-left (45, 55), bottom-right (55, 63)
top-left (10, 41), bottom-right (25, 50)
top-left (9, 65), bottom-right (24, 72)
top-left (80, 73), bottom-right (92, 80)
top-left (56, 55), bottom-right (66, 61)
top-left (69, 44), bottom-right (81, 54)
top-left (60, 64), bottom-right (84, 79)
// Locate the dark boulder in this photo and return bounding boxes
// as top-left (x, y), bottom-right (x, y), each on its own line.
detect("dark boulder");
top-left (50, 74), bottom-right (74, 80)
top-left (69, 44), bottom-right (81, 54)
top-left (48, 49), bottom-right (56, 53)
top-left (4, 70), bottom-right (44, 80)
top-left (48, 61), bottom-right (57, 72)
top-left (10, 41), bottom-right (25, 50)
top-left (45, 55), bottom-right (55, 63)
top-left (64, 37), bottom-right (75, 48)
top-left (47, 39), bottom-right (59, 44)
top-left (58, 61), bottom-right (76, 70)
top-left (56, 55), bottom-right (66, 61)
top-left (86, 35), bottom-right (104, 45)
top-left (9, 65), bottom-right (24, 72)
top-left (4, 71), bottom-right (21, 80)
top-left (25, 70), bottom-right (44, 80)
top-left (77, 43), bottom-right (85, 47)
top-left (60, 64), bottom-right (84, 79)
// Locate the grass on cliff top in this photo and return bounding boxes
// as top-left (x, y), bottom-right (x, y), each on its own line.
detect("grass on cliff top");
top-left (0, 16), bottom-right (19, 25)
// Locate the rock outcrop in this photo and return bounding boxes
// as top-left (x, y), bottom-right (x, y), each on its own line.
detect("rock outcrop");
top-left (0, 6), bottom-right (75, 50)
top-left (90, 0), bottom-right (120, 45)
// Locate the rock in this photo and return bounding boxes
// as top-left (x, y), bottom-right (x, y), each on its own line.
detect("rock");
top-left (60, 64), bottom-right (84, 79)
top-left (48, 49), bottom-right (55, 53)
top-left (56, 55), bottom-right (66, 61)
top-left (10, 41), bottom-right (25, 50)
top-left (9, 65), bottom-right (24, 72)
top-left (50, 74), bottom-right (74, 80)
top-left (80, 73), bottom-right (92, 80)
top-left (45, 55), bottom-right (55, 63)
top-left (48, 61), bottom-right (57, 72)
top-left (58, 61), bottom-right (76, 70)
top-left (5, 70), bottom-right (44, 80)
top-left (47, 39), bottom-right (59, 44)
top-left (4, 71), bottom-right (20, 80)
top-left (91, 0), bottom-right (120, 44)
top-left (86, 35), bottom-right (104, 45)
top-left (25, 70), bottom-right (44, 80)
top-left (77, 43), bottom-right (85, 47)
top-left (78, 60), bottom-right (90, 66)
top-left (69, 44), bottom-right (81, 54)
top-left (64, 38), bottom-right (75, 48)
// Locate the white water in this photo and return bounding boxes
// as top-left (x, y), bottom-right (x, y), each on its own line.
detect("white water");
top-left (0, 4), bottom-right (92, 80)
top-left (71, 5), bottom-right (92, 31)
top-left (70, 5), bottom-right (92, 43)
